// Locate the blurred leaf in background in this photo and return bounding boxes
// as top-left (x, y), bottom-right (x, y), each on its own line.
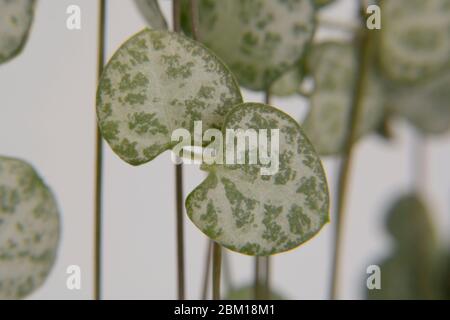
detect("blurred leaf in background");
top-left (135, 0), bottom-right (168, 30)
top-left (0, 156), bottom-right (60, 299)
top-left (0, 0), bottom-right (36, 64)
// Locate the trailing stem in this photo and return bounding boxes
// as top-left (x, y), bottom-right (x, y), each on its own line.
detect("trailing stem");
top-left (329, 3), bottom-right (371, 300)
top-left (94, 0), bottom-right (107, 301)
top-left (201, 240), bottom-right (212, 299)
top-left (212, 242), bottom-right (222, 300)
top-left (173, 0), bottom-right (185, 300)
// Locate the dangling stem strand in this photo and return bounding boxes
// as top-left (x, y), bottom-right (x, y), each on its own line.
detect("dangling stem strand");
top-left (94, 0), bottom-right (107, 301)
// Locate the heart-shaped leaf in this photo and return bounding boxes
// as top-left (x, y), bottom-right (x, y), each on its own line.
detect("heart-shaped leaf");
top-left (379, 0), bottom-right (450, 83)
top-left (0, 156), bottom-right (60, 299)
top-left (186, 103), bottom-right (329, 256)
top-left (135, 0), bottom-right (168, 30)
top-left (367, 194), bottom-right (437, 300)
top-left (302, 42), bottom-right (384, 156)
top-left (181, 0), bottom-right (316, 91)
top-left (97, 29), bottom-right (243, 165)
top-left (387, 71), bottom-right (450, 135)
top-left (0, 0), bottom-right (36, 64)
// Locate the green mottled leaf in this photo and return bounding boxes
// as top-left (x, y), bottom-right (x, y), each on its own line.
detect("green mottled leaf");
top-left (225, 284), bottom-right (286, 300)
top-left (379, 0), bottom-right (450, 83)
top-left (387, 71), bottom-right (450, 135)
top-left (97, 29), bottom-right (243, 165)
top-left (303, 42), bottom-right (384, 156)
top-left (181, 0), bottom-right (316, 90)
top-left (186, 103), bottom-right (329, 256)
top-left (270, 63), bottom-right (304, 97)
top-left (0, 156), bottom-right (60, 299)
top-left (0, 0), bottom-right (35, 64)
top-left (135, 0), bottom-right (168, 30)
top-left (367, 194), bottom-right (437, 300)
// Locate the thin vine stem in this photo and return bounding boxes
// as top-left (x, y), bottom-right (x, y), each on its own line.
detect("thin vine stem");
top-left (94, 0), bottom-right (107, 301)
top-left (329, 2), bottom-right (370, 300)
top-left (172, 0), bottom-right (185, 300)
top-left (412, 133), bottom-right (427, 193)
top-left (212, 242), bottom-right (222, 300)
top-left (201, 240), bottom-right (212, 299)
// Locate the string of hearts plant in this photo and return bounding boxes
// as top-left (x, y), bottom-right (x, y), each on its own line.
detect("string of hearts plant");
top-left (2, 0), bottom-right (449, 301)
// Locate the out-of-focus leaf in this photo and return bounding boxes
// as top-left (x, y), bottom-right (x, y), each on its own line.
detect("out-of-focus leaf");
top-left (302, 42), bottom-right (384, 156)
top-left (181, 0), bottom-right (316, 91)
top-left (0, 156), bottom-right (60, 299)
top-left (96, 29), bottom-right (243, 165)
top-left (186, 103), bottom-right (329, 256)
top-left (379, 0), bottom-right (450, 83)
top-left (387, 71), bottom-right (450, 135)
top-left (0, 0), bottom-right (36, 64)
top-left (367, 194), bottom-right (437, 300)
top-left (135, 0), bottom-right (168, 30)
top-left (225, 284), bottom-right (286, 300)
top-left (270, 63), bottom-right (304, 97)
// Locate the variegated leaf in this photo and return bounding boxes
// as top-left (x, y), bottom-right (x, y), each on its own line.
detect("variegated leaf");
top-left (0, 0), bottom-right (35, 64)
top-left (181, 0), bottom-right (316, 91)
top-left (379, 0), bottom-right (450, 83)
top-left (387, 71), bottom-right (450, 134)
top-left (303, 42), bottom-right (384, 156)
top-left (270, 63), bottom-right (304, 97)
top-left (135, 0), bottom-right (168, 30)
top-left (186, 103), bottom-right (329, 256)
top-left (96, 29), bottom-right (243, 165)
top-left (0, 156), bottom-right (60, 299)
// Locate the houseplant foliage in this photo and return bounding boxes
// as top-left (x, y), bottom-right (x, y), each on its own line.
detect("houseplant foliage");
top-left (0, 0), bottom-right (36, 64)
top-left (96, 28), bottom-right (243, 165)
top-left (97, 26), bottom-right (329, 254)
top-left (302, 41), bottom-right (384, 155)
top-left (135, 0), bottom-right (168, 30)
top-left (186, 103), bottom-right (329, 256)
top-left (378, 0), bottom-right (450, 84)
top-left (377, 0), bottom-right (450, 136)
top-left (366, 194), bottom-right (450, 300)
top-left (0, 156), bottom-right (60, 299)
top-left (180, 0), bottom-right (316, 91)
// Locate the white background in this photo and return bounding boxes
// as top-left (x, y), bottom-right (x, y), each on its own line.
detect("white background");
top-left (0, 0), bottom-right (448, 300)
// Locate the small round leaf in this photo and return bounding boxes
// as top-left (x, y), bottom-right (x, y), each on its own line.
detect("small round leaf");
top-left (0, 156), bottom-right (60, 299)
top-left (0, 0), bottom-right (36, 64)
top-left (186, 103), bottom-right (329, 256)
top-left (97, 29), bottom-right (243, 165)
top-left (379, 0), bottom-right (450, 83)
top-left (181, 0), bottom-right (316, 91)
top-left (303, 42), bottom-right (384, 156)
top-left (387, 71), bottom-right (450, 135)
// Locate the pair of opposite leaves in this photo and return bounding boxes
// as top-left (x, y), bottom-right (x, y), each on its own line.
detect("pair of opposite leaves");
top-left (367, 194), bottom-right (450, 300)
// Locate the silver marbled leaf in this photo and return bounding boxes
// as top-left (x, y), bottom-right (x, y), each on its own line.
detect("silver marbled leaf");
top-left (186, 103), bottom-right (329, 256)
top-left (379, 0), bottom-right (450, 83)
top-left (303, 42), bottom-right (384, 156)
top-left (181, 0), bottom-right (316, 91)
top-left (0, 156), bottom-right (60, 299)
top-left (96, 29), bottom-right (243, 165)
